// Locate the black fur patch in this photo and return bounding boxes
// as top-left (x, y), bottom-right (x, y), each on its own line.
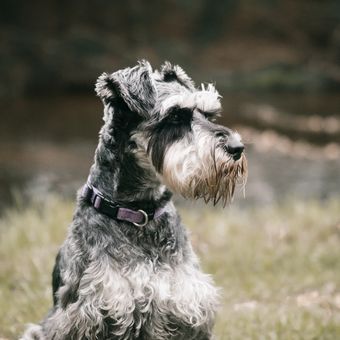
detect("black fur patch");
top-left (163, 71), bottom-right (177, 82)
top-left (52, 252), bottom-right (63, 306)
top-left (60, 285), bottom-right (79, 309)
top-left (160, 61), bottom-right (195, 90)
top-left (147, 107), bottom-right (193, 172)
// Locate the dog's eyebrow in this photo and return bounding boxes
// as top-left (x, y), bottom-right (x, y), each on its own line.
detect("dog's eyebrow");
top-left (194, 90), bottom-right (222, 115)
top-left (160, 94), bottom-right (196, 117)
top-left (166, 104), bottom-right (194, 114)
top-left (160, 89), bottom-right (221, 116)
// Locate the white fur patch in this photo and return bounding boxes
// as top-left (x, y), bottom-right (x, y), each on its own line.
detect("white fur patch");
top-left (161, 85), bottom-right (221, 116)
top-left (20, 324), bottom-right (45, 340)
top-left (42, 255), bottom-right (218, 340)
top-left (162, 126), bottom-right (247, 205)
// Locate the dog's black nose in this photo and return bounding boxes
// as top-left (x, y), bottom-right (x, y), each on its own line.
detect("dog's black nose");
top-left (225, 141), bottom-right (244, 160)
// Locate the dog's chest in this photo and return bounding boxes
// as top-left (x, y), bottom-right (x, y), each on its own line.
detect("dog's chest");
top-left (78, 258), bottom-right (218, 338)
top-left (124, 261), bottom-right (217, 313)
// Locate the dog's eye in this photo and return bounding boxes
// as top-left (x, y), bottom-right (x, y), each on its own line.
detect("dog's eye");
top-left (167, 107), bottom-right (192, 124)
top-left (201, 110), bottom-right (212, 119)
top-left (199, 110), bottom-right (218, 122)
top-left (171, 113), bottom-right (180, 122)
top-left (207, 115), bottom-right (217, 122)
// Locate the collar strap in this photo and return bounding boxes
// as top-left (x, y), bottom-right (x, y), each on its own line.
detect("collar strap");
top-left (82, 183), bottom-right (166, 227)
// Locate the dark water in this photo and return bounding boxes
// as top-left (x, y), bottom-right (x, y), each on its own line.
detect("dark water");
top-left (0, 93), bottom-right (339, 212)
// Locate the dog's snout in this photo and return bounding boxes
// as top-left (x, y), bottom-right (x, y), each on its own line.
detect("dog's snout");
top-left (225, 140), bottom-right (244, 160)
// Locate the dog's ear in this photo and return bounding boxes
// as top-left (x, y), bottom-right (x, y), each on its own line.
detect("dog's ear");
top-left (160, 61), bottom-right (195, 90)
top-left (95, 60), bottom-right (156, 118)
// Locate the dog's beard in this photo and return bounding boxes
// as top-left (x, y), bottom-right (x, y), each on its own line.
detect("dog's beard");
top-left (162, 135), bottom-right (247, 206)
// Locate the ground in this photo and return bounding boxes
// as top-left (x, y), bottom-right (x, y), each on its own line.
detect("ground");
top-left (0, 197), bottom-right (339, 339)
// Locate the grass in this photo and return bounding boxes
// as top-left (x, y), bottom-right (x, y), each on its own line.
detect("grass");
top-left (0, 197), bottom-right (339, 339)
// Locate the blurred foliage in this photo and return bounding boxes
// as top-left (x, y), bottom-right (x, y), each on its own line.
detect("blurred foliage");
top-left (1, 0), bottom-right (340, 97)
top-left (0, 197), bottom-right (339, 339)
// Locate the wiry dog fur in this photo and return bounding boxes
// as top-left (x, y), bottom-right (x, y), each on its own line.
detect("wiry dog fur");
top-left (21, 60), bottom-right (247, 340)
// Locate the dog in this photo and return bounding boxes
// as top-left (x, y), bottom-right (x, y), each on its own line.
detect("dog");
top-left (21, 61), bottom-right (247, 340)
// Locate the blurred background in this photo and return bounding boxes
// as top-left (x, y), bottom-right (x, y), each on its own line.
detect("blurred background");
top-left (1, 0), bottom-right (340, 210)
top-left (1, 1), bottom-right (340, 338)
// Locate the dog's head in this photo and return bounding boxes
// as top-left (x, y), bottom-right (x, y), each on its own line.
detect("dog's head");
top-left (96, 60), bottom-right (247, 205)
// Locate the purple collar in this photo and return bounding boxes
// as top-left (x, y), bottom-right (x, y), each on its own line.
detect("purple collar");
top-left (82, 183), bottom-right (166, 227)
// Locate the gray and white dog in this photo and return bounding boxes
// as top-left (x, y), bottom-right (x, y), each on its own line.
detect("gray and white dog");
top-left (22, 61), bottom-right (247, 340)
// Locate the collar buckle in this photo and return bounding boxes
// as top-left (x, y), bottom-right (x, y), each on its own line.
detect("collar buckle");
top-left (133, 210), bottom-right (149, 227)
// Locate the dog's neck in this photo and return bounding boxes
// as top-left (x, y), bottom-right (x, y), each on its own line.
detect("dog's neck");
top-left (86, 104), bottom-right (170, 209)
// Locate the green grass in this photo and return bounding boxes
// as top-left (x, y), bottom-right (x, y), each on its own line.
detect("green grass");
top-left (0, 197), bottom-right (339, 339)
